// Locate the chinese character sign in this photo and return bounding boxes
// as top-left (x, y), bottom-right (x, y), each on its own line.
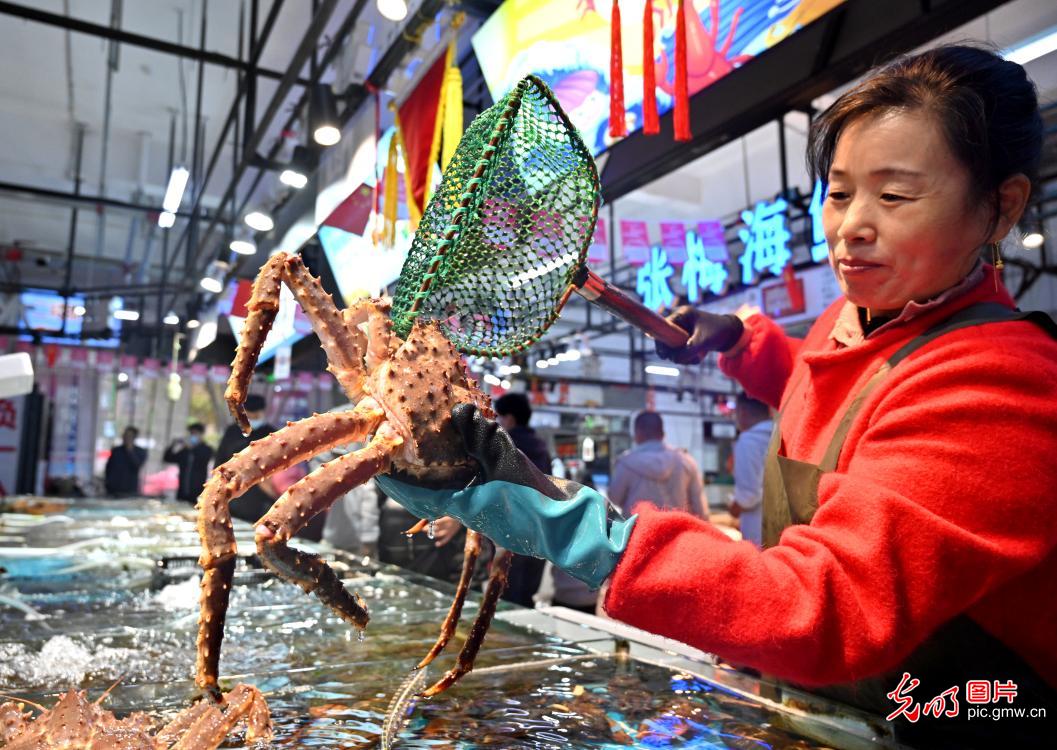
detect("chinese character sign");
top-left (683, 230), bottom-right (729, 302)
top-left (738, 198), bottom-right (792, 285)
top-left (636, 246), bottom-right (675, 311)
top-left (809, 178), bottom-right (828, 263)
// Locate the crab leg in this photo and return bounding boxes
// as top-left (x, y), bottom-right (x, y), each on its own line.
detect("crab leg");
top-left (416, 529), bottom-right (482, 669)
top-left (167, 684), bottom-right (272, 750)
top-left (195, 403), bottom-right (385, 694)
top-left (421, 548), bottom-right (513, 696)
top-left (225, 252), bottom-right (369, 433)
top-left (255, 427), bottom-right (404, 631)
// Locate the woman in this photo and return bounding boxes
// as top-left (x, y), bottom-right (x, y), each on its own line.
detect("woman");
top-left (378, 46), bottom-right (1057, 746)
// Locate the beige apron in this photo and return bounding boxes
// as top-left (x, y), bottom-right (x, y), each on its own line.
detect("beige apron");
top-left (758, 302), bottom-right (1057, 747)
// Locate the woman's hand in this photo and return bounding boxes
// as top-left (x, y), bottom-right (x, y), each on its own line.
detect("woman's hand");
top-left (656, 307), bottom-right (744, 364)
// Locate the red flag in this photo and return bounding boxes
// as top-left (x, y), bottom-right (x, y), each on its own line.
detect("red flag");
top-left (674, 0), bottom-right (691, 142)
top-left (398, 54), bottom-right (447, 215)
top-left (642, 0), bottom-right (659, 135)
top-left (609, 0), bottom-right (626, 138)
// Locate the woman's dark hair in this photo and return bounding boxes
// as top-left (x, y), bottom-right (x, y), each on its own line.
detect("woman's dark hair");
top-left (808, 45), bottom-right (1043, 231)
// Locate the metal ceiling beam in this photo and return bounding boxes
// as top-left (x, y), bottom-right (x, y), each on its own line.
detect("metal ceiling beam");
top-left (190, 0), bottom-right (371, 286)
top-left (158, 0), bottom-right (344, 314)
top-left (248, 0), bottom-right (446, 274)
top-left (0, 0), bottom-right (311, 86)
top-left (0, 179), bottom-right (224, 222)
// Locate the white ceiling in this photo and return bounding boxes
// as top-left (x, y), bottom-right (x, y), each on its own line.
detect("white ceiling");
top-left (0, 0), bottom-right (441, 302)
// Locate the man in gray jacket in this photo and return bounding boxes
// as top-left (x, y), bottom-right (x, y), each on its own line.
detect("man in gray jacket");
top-left (609, 411), bottom-right (705, 518)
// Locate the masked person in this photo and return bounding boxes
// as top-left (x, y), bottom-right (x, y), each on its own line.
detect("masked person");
top-left (378, 46), bottom-right (1057, 748)
top-left (164, 422), bottom-right (214, 503)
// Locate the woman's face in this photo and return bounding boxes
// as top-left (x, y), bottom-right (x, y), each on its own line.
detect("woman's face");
top-left (822, 110), bottom-right (991, 315)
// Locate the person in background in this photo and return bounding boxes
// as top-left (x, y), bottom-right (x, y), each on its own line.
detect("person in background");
top-left (104, 426), bottom-right (147, 497)
top-left (608, 411), bottom-right (705, 518)
top-left (163, 422), bottom-right (214, 504)
top-left (214, 394), bottom-right (326, 541)
top-left (728, 394), bottom-right (773, 546)
top-left (492, 392), bottom-right (553, 608)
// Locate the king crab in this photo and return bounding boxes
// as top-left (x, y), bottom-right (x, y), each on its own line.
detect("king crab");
top-left (0, 683), bottom-right (270, 749)
top-left (195, 251), bottom-right (513, 701)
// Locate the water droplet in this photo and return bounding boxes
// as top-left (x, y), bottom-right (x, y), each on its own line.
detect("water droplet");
top-left (427, 520), bottom-right (435, 540)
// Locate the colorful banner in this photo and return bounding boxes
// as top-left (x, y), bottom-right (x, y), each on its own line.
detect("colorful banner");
top-left (620, 219), bottom-right (651, 265)
top-left (660, 221), bottom-right (687, 264)
top-left (472, 0), bottom-right (847, 155)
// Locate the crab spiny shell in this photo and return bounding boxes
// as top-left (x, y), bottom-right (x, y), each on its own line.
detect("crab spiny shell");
top-left (367, 320), bottom-right (492, 484)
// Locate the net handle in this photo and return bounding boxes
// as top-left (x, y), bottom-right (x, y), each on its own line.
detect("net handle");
top-left (405, 78), bottom-right (531, 323)
top-left (573, 268), bottom-right (690, 348)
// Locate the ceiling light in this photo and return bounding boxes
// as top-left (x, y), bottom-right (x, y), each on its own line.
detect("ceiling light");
top-left (162, 166), bottom-right (190, 212)
top-left (311, 83), bottom-right (341, 146)
top-left (508, 364), bottom-right (521, 374)
top-left (500, 379), bottom-right (512, 389)
top-left (244, 211), bottom-right (274, 232)
top-left (186, 318), bottom-right (200, 329)
top-left (157, 211), bottom-right (176, 229)
top-left (114, 309), bottom-right (140, 321)
top-left (484, 373), bottom-right (501, 386)
top-left (1022, 231), bottom-right (1044, 249)
top-left (645, 364), bottom-right (680, 377)
top-left (376, 0), bottom-right (408, 22)
top-left (230, 239), bottom-right (257, 255)
top-left (163, 311), bottom-right (179, 325)
top-left (200, 260), bottom-right (229, 294)
top-left (72, 304), bottom-right (86, 317)
top-left (536, 359), bottom-right (549, 369)
top-left (279, 169), bottom-right (308, 189)
top-left (1004, 29), bottom-right (1057, 66)
top-left (117, 372), bottom-right (129, 384)
top-left (547, 356), bottom-right (560, 366)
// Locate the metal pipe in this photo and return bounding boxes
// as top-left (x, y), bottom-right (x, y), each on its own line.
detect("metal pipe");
top-left (0, 180), bottom-right (223, 221)
top-left (60, 124), bottom-right (86, 334)
top-left (0, 0), bottom-right (307, 85)
top-left (157, 0), bottom-right (288, 309)
top-left (93, 0), bottom-right (122, 279)
top-left (187, 0), bottom-right (209, 275)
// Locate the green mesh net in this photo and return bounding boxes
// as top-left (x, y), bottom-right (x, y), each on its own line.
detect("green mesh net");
top-left (391, 75), bottom-right (600, 356)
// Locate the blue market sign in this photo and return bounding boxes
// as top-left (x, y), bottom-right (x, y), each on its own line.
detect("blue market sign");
top-left (634, 179), bottom-right (828, 309)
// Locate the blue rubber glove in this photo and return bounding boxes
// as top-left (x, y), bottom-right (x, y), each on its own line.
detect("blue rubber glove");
top-left (376, 404), bottom-right (636, 589)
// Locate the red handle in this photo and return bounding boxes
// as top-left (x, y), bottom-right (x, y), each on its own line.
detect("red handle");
top-left (573, 269), bottom-right (689, 348)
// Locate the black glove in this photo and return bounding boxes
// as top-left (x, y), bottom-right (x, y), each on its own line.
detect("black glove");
top-left (655, 307), bottom-right (744, 365)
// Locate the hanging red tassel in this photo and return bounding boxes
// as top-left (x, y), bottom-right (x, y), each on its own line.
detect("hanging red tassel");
top-left (609, 0), bottom-right (627, 138)
top-left (674, 0), bottom-right (691, 142)
top-left (642, 0), bottom-right (659, 135)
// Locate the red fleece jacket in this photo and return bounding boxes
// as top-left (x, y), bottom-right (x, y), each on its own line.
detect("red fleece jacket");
top-left (605, 274), bottom-right (1057, 689)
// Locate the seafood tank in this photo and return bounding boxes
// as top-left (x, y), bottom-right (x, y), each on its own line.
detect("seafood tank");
top-left (0, 498), bottom-right (901, 749)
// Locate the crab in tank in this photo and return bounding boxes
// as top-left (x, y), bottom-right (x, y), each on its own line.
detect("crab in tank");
top-left (194, 251), bottom-right (514, 701)
top-left (0, 683), bottom-right (270, 749)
